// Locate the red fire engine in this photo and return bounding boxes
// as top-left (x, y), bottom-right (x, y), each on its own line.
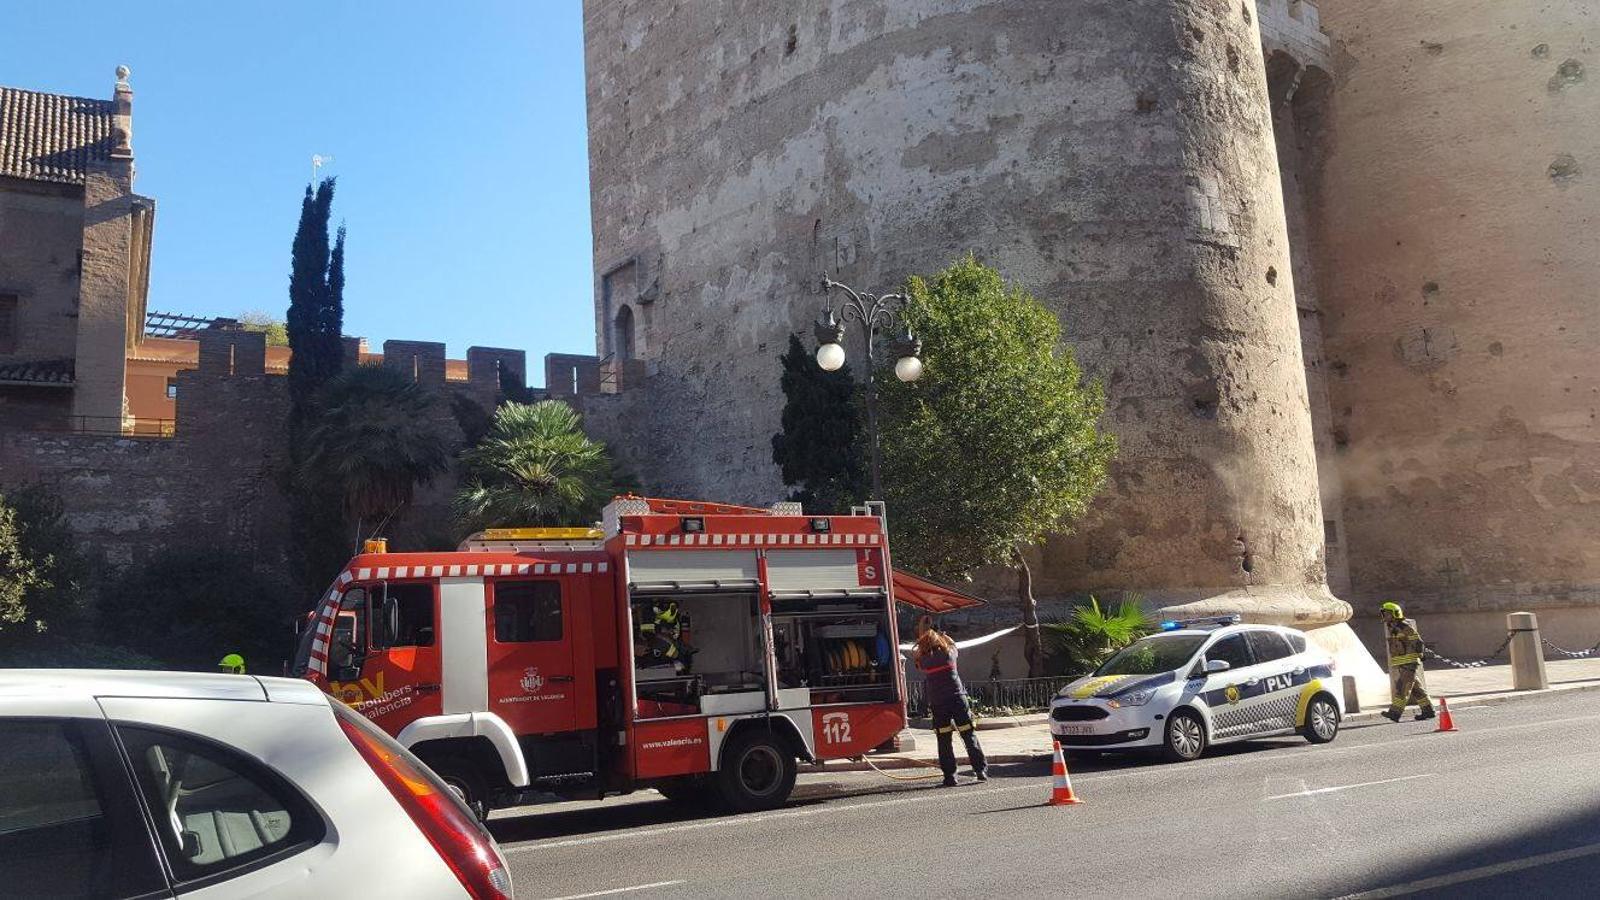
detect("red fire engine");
top-left (293, 497), bottom-right (979, 815)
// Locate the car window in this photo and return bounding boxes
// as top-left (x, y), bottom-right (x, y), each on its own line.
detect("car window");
top-left (117, 725), bottom-right (323, 885)
top-left (1205, 634), bottom-right (1253, 670)
top-left (1093, 634), bottom-right (1206, 676)
top-left (372, 582), bottom-right (435, 649)
top-left (494, 580), bottom-right (564, 643)
top-left (1286, 632), bottom-right (1307, 654)
top-left (1246, 630), bottom-right (1293, 663)
top-left (0, 718), bottom-right (166, 899)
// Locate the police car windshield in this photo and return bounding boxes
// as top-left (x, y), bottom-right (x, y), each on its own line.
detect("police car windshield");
top-left (1093, 634), bottom-right (1207, 676)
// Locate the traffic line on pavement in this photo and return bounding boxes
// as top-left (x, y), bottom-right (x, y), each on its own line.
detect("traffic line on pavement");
top-left (541, 880), bottom-right (686, 900)
top-left (1336, 842), bottom-right (1600, 898)
top-left (1265, 772), bottom-right (1435, 801)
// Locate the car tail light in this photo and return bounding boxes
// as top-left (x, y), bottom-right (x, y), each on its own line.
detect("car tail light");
top-left (332, 702), bottom-right (513, 899)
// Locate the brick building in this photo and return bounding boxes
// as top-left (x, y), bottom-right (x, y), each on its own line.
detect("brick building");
top-left (0, 67), bottom-right (152, 431)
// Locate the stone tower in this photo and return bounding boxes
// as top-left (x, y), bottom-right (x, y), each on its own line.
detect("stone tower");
top-left (1306, 1), bottom-right (1600, 647)
top-left (583, 0), bottom-right (1380, 676)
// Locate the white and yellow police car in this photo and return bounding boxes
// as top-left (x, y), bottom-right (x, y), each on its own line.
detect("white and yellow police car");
top-left (1048, 616), bottom-right (1343, 761)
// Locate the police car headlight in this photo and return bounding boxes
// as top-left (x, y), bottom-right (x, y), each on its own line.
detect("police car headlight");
top-left (1107, 689), bottom-right (1154, 708)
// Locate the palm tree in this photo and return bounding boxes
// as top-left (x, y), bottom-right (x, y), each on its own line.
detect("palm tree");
top-left (455, 400), bottom-right (620, 530)
top-left (298, 365), bottom-right (454, 528)
top-left (1043, 595), bottom-right (1152, 675)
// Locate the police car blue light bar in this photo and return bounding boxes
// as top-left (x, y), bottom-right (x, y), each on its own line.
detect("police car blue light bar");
top-left (1160, 614), bottom-right (1242, 631)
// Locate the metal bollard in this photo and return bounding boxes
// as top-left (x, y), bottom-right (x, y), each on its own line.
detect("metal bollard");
top-left (1507, 611), bottom-right (1549, 691)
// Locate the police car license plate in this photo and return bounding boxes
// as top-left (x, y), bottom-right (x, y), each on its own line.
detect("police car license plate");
top-left (1058, 726), bottom-right (1093, 736)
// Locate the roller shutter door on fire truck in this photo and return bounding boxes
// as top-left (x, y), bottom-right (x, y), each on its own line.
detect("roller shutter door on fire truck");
top-left (627, 550), bottom-right (759, 590)
top-left (764, 550), bottom-right (880, 591)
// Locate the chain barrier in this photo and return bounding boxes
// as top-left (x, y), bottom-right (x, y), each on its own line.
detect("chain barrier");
top-left (1540, 636), bottom-right (1600, 659)
top-left (1422, 631), bottom-right (1514, 669)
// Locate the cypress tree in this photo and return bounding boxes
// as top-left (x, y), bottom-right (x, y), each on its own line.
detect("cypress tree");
top-left (285, 179), bottom-right (350, 597)
top-left (287, 179), bottom-right (342, 420)
top-left (770, 334), bottom-right (867, 514)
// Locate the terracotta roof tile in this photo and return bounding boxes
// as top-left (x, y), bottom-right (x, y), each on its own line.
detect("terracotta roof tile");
top-left (0, 86), bottom-right (115, 185)
top-left (0, 358), bottom-right (75, 385)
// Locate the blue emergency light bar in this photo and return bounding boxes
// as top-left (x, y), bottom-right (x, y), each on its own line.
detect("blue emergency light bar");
top-left (1160, 614), bottom-right (1242, 631)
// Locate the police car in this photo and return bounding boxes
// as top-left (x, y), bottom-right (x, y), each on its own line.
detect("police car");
top-left (1048, 616), bottom-right (1342, 761)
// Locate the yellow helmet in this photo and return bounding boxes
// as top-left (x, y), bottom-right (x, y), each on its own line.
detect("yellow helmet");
top-left (1380, 602), bottom-right (1404, 619)
top-left (218, 653), bottom-right (246, 674)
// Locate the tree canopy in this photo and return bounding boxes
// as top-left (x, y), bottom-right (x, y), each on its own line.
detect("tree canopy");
top-left (878, 256), bottom-right (1117, 674)
top-left (770, 334), bottom-right (867, 514)
top-left (455, 400), bottom-right (625, 531)
top-left (286, 179), bottom-right (345, 417)
top-left (298, 365), bottom-right (455, 527)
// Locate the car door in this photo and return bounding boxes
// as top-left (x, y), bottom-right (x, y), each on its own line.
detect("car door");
top-left (0, 710), bottom-right (171, 899)
top-left (486, 575), bottom-right (580, 736)
top-left (1198, 632), bottom-right (1262, 740)
top-left (338, 580), bottom-right (445, 734)
top-left (1245, 629), bottom-right (1302, 732)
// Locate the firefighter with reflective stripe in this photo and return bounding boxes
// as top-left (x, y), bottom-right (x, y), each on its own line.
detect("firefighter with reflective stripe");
top-left (1380, 602), bottom-right (1435, 722)
top-left (913, 616), bottom-right (987, 786)
top-left (637, 601), bottom-right (695, 673)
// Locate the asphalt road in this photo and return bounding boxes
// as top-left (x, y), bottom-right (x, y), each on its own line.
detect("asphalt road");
top-left (489, 690), bottom-right (1600, 899)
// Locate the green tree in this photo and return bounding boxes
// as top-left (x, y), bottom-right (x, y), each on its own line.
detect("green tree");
top-left (455, 400), bottom-right (622, 530)
top-left (0, 497), bottom-right (45, 634)
top-left (298, 365), bottom-right (455, 536)
top-left (98, 547), bottom-right (298, 671)
top-left (238, 310), bottom-right (289, 347)
top-left (286, 179), bottom-right (344, 417)
top-left (878, 256), bottom-right (1117, 676)
top-left (0, 486), bottom-right (90, 638)
top-left (1043, 596), bottom-right (1151, 676)
top-left (770, 334), bottom-right (867, 513)
top-left (284, 179), bottom-right (350, 597)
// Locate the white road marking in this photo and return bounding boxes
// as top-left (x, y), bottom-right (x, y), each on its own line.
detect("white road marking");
top-left (541, 880), bottom-right (686, 900)
top-left (1265, 772), bottom-right (1435, 801)
top-left (503, 711), bottom-right (1600, 854)
top-left (1337, 842), bottom-right (1600, 898)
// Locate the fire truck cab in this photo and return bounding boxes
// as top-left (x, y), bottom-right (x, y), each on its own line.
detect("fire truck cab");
top-left (294, 497), bottom-right (973, 815)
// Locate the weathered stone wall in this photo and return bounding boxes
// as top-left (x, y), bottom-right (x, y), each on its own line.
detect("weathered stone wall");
top-left (0, 339), bottom-right (530, 582)
top-left (583, 0), bottom-right (1341, 625)
top-left (0, 179), bottom-right (83, 365)
top-left (1309, 2), bottom-right (1600, 647)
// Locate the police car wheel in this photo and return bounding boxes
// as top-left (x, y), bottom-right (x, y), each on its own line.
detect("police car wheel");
top-left (1301, 696), bottom-right (1340, 744)
top-left (715, 732), bottom-right (797, 813)
top-left (1161, 710), bottom-right (1207, 762)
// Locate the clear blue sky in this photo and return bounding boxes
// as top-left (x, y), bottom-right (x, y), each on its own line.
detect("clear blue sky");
top-left (0, 1), bottom-right (594, 385)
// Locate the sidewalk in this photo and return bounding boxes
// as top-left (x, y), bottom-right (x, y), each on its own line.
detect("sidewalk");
top-left (812, 658), bottom-right (1600, 772)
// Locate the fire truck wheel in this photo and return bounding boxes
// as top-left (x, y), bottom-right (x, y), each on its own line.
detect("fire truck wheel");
top-left (715, 731), bottom-right (797, 813)
top-left (431, 757), bottom-right (491, 822)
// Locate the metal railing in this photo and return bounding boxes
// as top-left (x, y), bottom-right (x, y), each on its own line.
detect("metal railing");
top-left (906, 675), bottom-right (1073, 716)
top-left (50, 415), bottom-right (176, 437)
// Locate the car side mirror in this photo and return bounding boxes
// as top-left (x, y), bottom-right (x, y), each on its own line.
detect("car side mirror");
top-left (1204, 659), bottom-right (1231, 674)
top-left (335, 665), bottom-right (362, 682)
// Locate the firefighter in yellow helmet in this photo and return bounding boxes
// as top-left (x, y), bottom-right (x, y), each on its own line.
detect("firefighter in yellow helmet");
top-left (218, 653), bottom-right (246, 675)
top-left (637, 601), bottom-right (695, 674)
top-left (1380, 602), bottom-right (1434, 722)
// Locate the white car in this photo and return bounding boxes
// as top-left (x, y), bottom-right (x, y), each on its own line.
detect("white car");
top-left (0, 669), bottom-right (514, 899)
top-left (1049, 616), bottom-right (1343, 761)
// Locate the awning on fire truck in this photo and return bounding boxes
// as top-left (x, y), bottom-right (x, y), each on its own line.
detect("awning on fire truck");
top-left (891, 569), bottom-right (986, 613)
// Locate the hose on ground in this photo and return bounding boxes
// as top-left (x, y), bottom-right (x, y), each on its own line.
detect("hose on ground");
top-left (856, 753), bottom-right (947, 781)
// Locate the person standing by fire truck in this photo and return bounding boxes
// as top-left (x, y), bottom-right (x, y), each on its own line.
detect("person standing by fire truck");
top-left (914, 616), bottom-right (987, 786)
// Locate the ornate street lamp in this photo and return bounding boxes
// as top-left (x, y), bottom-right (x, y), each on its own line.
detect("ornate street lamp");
top-left (813, 275), bottom-right (924, 501)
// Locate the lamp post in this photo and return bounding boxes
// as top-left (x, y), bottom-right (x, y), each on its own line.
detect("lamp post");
top-left (813, 275), bottom-right (924, 501)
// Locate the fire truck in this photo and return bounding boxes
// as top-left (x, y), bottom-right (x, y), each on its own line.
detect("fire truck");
top-left (292, 496), bottom-right (979, 816)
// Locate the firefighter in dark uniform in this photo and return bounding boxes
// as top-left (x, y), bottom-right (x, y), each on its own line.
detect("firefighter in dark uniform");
top-left (913, 616), bottom-right (987, 786)
top-left (1381, 601), bottom-right (1435, 722)
top-left (638, 600), bottom-right (695, 673)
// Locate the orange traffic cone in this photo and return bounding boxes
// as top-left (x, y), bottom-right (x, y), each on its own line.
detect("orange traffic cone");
top-left (1434, 697), bottom-right (1458, 733)
top-left (1047, 740), bottom-right (1084, 806)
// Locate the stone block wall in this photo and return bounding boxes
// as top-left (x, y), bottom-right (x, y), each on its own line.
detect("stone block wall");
top-left (1257, 0), bottom-right (1331, 67)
